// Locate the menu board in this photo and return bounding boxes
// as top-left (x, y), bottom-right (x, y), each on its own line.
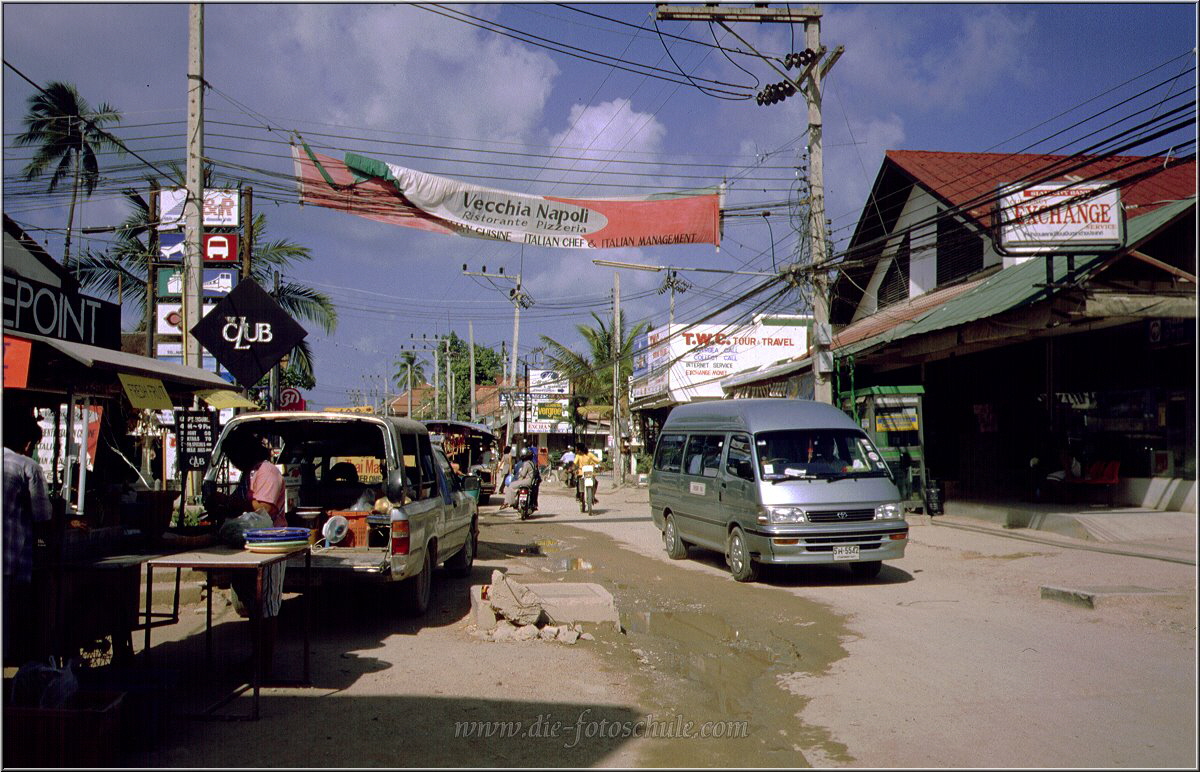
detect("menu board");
top-left (175, 409), bottom-right (218, 471)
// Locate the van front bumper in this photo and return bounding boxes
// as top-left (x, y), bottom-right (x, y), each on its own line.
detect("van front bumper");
top-left (745, 522), bottom-right (908, 564)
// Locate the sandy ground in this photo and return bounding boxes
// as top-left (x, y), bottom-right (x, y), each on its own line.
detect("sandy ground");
top-left (107, 478), bottom-right (1195, 767)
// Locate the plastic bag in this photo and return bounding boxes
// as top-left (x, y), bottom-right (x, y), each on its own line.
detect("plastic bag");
top-left (218, 511), bottom-right (274, 547)
top-left (12, 657), bottom-right (79, 708)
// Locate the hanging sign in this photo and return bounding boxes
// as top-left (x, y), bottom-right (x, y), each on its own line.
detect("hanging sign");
top-left (190, 279), bottom-right (308, 388)
top-left (3, 334), bottom-right (31, 388)
top-left (293, 145), bottom-right (723, 249)
top-left (197, 389), bottom-right (259, 409)
top-left (118, 373), bottom-right (174, 410)
top-left (175, 409), bottom-right (218, 471)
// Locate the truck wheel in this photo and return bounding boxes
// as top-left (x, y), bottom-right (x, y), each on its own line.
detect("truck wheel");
top-left (445, 523), bottom-right (477, 578)
top-left (727, 526), bottom-right (759, 582)
top-left (663, 515), bottom-right (688, 560)
top-left (850, 560), bottom-right (882, 579)
top-left (399, 548), bottom-right (433, 616)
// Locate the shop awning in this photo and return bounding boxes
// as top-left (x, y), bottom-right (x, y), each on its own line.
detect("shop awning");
top-left (9, 331), bottom-right (242, 397)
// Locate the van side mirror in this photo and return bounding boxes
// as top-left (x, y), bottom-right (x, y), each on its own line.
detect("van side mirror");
top-left (461, 474), bottom-right (481, 493)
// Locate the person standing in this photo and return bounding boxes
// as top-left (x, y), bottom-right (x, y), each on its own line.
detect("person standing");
top-left (4, 412), bottom-right (53, 666)
top-left (207, 431), bottom-right (287, 678)
top-left (496, 445), bottom-right (514, 494)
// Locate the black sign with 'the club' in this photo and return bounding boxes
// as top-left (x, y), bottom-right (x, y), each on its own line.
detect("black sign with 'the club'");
top-left (190, 279), bottom-right (307, 388)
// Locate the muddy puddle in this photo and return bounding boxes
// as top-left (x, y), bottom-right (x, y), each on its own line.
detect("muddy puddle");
top-left (536, 524), bottom-right (857, 767)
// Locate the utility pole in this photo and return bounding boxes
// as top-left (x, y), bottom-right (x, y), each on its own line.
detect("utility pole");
top-left (612, 271), bottom-right (622, 486)
top-left (146, 183), bottom-right (159, 359)
top-left (469, 320), bottom-right (477, 422)
top-left (656, 3), bottom-right (841, 403)
top-left (183, 2), bottom-right (204, 370)
top-left (462, 264), bottom-right (534, 439)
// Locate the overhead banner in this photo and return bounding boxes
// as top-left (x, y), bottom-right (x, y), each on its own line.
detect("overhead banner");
top-left (293, 145), bottom-right (723, 250)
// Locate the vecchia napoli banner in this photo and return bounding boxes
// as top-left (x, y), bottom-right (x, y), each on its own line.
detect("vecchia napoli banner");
top-left (292, 144), bottom-right (723, 250)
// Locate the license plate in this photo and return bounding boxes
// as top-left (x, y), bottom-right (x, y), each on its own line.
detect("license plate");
top-left (833, 545), bottom-right (860, 561)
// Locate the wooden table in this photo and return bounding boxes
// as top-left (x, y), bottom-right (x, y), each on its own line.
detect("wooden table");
top-left (143, 545), bottom-right (310, 720)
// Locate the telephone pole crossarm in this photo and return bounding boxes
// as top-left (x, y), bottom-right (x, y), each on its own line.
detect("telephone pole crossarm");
top-left (655, 4), bottom-right (820, 23)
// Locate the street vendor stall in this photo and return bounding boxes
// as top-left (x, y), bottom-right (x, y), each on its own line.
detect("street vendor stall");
top-left (3, 329), bottom-right (250, 667)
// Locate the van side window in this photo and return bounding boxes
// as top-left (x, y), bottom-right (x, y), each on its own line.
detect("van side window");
top-left (684, 434), bottom-right (724, 478)
top-left (726, 434), bottom-right (756, 481)
top-left (654, 433), bottom-right (686, 472)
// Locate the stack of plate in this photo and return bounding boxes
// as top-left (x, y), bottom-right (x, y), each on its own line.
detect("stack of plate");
top-left (243, 527), bottom-right (312, 553)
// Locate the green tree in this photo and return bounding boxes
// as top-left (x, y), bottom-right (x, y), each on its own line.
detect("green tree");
top-left (75, 185), bottom-right (337, 385)
top-left (393, 351), bottom-right (428, 391)
top-left (14, 81), bottom-right (124, 271)
top-left (539, 311), bottom-right (648, 417)
top-left (432, 332), bottom-right (504, 420)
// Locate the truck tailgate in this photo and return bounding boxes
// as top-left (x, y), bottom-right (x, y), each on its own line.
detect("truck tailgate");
top-left (288, 547), bottom-right (389, 574)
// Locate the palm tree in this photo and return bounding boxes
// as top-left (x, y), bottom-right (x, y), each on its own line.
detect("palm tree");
top-left (75, 186), bottom-right (337, 384)
top-left (14, 81), bottom-right (124, 271)
top-left (539, 311), bottom-right (648, 414)
top-left (393, 351), bottom-right (428, 391)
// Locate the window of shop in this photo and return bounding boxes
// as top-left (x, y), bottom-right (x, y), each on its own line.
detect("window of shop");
top-left (879, 233), bottom-right (911, 308)
top-left (936, 212), bottom-right (984, 286)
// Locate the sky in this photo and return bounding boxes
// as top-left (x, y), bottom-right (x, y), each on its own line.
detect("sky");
top-left (2, 2), bottom-right (1196, 409)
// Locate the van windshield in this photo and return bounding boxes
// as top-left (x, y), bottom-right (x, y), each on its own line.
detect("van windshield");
top-left (754, 429), bottom-right (891, 482)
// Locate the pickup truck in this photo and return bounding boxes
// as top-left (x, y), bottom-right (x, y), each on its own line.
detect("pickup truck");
top-left (201, 411), bottom-right (479, 615)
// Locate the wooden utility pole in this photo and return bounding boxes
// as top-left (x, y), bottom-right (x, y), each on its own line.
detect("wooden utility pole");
top-left (184, 3), bottom-right (204, 369)
top-left (656, 3), bottom-right (841, 402)
top-left (469, 320), bottom-right (477, 422)
top-left (612, 272), bottom-right (622, 485)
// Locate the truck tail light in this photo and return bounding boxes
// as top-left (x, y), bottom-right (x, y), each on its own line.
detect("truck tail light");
top-left (391, 520), bottom-right (410, 555)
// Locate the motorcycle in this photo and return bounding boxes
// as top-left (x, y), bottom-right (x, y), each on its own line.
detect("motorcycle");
top-left (515, 486), bottom-right (534, 521)
top-left (577, 464), bottom-right (596, 515)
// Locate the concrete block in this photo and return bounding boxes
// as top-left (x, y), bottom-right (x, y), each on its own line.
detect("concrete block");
top-left (1040, 584), bottom-right (1192, 609)
top-left (522, 582), bottom-right (620, 629)
top-left (469, 585), bottom-right (499, 631)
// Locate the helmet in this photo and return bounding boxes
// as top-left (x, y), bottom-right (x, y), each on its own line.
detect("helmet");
top-left (519, 447), bottom-right (533, 461)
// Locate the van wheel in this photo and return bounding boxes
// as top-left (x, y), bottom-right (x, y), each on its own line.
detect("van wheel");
top-left (663, 515), bottom-right (688, 560)
top-left (399, 548), bottom-right (433, 615)
top-left (727, 526), bottom-right (759, 582)
top-left (445, 523), bottom-right (477, 578)
top-left (850, 560), bottom-right (882, 579)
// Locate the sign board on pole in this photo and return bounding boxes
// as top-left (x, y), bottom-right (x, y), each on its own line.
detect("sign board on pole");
top-left (158, 268), bottom-right (238, 298)
top-left (175, 409), bottom-right (218, 471)
top-left (528, 369), bottom-right (570, 395)
top-left (189, 279), bottom-right (308, 388)
top-left (278, 387), bottom-right (307, 411)
top-left (996, 181), bottom-right (1123, 253)
top-left (158, 188), bottom-right (240, 229)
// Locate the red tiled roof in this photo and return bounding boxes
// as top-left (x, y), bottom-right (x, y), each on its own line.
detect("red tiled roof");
top-left (886, 150), bottom-right (1196, 230)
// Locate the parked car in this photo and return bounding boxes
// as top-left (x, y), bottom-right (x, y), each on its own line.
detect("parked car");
top-left (649, 399), bottom-right (908, 582)
top-left (202, 411), bottom-right (479, 614)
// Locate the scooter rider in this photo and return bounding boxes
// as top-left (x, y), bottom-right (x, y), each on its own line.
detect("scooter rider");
top-left (500, 447), bottom-right (540, 512)
top-left (573, 442), bottom-right (600, 504)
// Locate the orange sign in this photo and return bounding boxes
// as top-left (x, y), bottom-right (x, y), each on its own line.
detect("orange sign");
top-left (3, 335), bottom-right (32, 388)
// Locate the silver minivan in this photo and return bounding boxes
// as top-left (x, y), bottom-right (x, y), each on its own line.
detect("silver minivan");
top-left (649, 398), bottom-right (908, 581)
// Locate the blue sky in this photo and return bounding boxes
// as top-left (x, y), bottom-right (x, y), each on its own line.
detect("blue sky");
top-left (3, 2), bottom-right (1195, 408)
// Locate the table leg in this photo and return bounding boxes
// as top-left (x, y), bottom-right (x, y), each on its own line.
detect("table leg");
top-left (252, 565), bottom-right (263, 721)
top-left (304, 549), bottom-right (311, 684)
top-left (143, 564), bottom-right (153, 664)
top-left (205, 570), bottom-right (213, 664)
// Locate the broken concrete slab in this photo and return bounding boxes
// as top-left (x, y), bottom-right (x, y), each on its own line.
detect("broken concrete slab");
top-left (1039, 584), bottom-right (1192, 609)
top-left (521, 582), bottom-right (620, 630)
top-left (488, 569), bottom-right (546, 626)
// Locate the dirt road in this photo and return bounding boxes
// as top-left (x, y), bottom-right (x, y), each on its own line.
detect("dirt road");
top-left (124, 480), bottom-right (1195, 767)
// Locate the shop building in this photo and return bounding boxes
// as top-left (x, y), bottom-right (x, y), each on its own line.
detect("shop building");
top-left (722, 151), bottom-right (1195, 510)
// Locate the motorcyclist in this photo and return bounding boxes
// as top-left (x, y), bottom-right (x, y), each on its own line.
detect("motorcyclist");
top-left (500, 447), bottom-right (540, 512)
top-left (573, 442), bottom-right (600, 504)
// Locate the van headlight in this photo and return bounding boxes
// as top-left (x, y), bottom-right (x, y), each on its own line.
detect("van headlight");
top-left (763, 506), bottom-right (808, 523)
top-left (875, 503), bottom-right (902, 520)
